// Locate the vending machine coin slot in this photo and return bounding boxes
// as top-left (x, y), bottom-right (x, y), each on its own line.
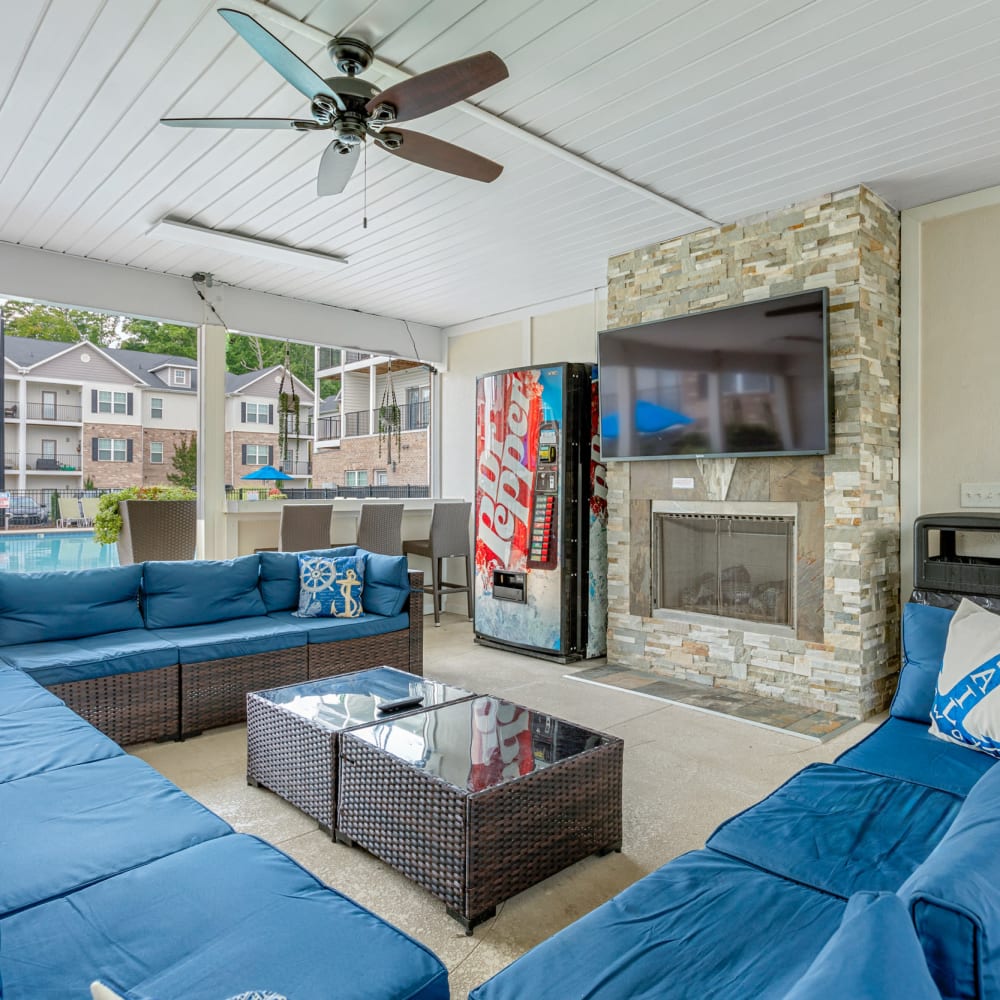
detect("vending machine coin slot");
top-left (493, 570), bottom-right (526, 603)
top-left (527, 421), bottom-right (559, 570)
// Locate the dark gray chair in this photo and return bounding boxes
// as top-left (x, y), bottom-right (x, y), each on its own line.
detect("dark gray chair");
top-left (403, 502), bottom-right (473, 626)
top-left (278, 504), bottom-right (333, 552)
top-left (356, 503), bottom-right (403, 556)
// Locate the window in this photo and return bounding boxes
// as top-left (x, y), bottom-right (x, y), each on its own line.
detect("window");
top-left (345, 470), bottom-right (368, 487)
top-left (406, 386), bottom-right (430, 429)
top-left (97, 438), bottom-right (129, 462)
top-left (150, 441), bottom-right (164, 464)
top-left (41, 439), bottom-right (56, 459)
top-left (150, 397), bottom-right (163, 419)
top-left (97, 390), bottom-right (128, 414)
top-left (173, 369), bottom-right (187, 385)
top-left (244, 402), bottom-right (270, 424)
top-left (245, 444), bottom-right (270, 466)
top-left (374, 469), bottom-right (388, 486)
top-left (41, 391), bottom-right (57, 420)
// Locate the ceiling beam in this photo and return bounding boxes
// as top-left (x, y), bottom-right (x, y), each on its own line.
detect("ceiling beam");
top-left (234, 0), bottom-right (718, 228)
top-left (0, 241), bottom-right (443, 361)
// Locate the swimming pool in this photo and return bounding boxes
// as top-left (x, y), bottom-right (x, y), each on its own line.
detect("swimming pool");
top-left (0, 531), bottom-right (119, 573)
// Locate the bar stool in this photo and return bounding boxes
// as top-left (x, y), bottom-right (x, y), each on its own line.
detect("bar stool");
top-left (356, 503), bottom-right (403, 555)
top-left (278, 504), bottom-right (333, 552)
top-left (402, 502), bottom-right (474, 626)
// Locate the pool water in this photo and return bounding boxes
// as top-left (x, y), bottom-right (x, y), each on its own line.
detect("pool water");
top-left (0, 531), bottom-right (119, 573)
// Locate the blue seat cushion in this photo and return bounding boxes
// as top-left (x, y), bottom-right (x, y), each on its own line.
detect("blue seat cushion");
top-left (0, 704), bottom-right (123, 783)
top-left (151, 617), bottom-right (306, 665)
top-left (142, 555), bottom-right (265, 628)
top-left (0, 564), bottom-right (143, 644)
top-left (0, 754), bottom-right (230, 917)
top-left (836, 716), bottom-right (996, 796)
top-left (1, 630), bottom-right (179, 686)
top-left (259, 547), bottom-right (358, 613)
top-left (891, 602), bottom-right (955, 723)
top-left (362, 552), bottom-right (410, 617)
top-left (898, 762), bottom-right (1000, 1000)
top-left (0, 665), bottom-right (65, 715)
top-left (783, 892), bottom-right (940, 1000)
top-left (707, 763), bottom-right (961, 899)
top-left (0, 834), bottom-right (449, 1000)
top-left (469, 850), bottom-right (845, 1000)
top-left (267, 610), bottom-right (408, 644)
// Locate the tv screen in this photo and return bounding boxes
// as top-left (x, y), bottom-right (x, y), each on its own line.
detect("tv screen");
top-left (597, 289), bottom-right (830, 461)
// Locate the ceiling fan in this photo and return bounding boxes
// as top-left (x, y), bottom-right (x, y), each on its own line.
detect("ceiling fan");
top-left (161, 8), bottom-right (508, 196)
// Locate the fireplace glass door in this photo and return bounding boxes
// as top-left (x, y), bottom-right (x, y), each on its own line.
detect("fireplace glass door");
top-left (656, 514), bottom-right (794, 626)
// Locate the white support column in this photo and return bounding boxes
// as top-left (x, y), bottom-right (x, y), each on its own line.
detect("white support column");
top-left (17, 380), bottom-right (27, 489)
top-left (197, 324), bottom-right (227, 559)
top-left (369, 364), bottom-right (377, 437)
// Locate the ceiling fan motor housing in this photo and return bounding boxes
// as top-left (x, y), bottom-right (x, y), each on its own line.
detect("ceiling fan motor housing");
top-left (326, 37), bottom-right (374, 76)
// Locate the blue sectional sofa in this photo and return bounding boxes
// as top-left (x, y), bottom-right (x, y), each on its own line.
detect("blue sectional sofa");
top-left (470, 594), bottom-right (1000, 1000)
top-left (0, 547), bottom-right (422, 744)
top-left (0, 663), bottom-right (448, 998)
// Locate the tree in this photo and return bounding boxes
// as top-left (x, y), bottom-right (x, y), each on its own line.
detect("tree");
top-left (167, 435), bottom-right (197, 489)
top-left (1, 299), bottom-right (121, 345)
top-left (226, 333), bottom-right (314, 386)
top-left (121, 318), bottom-right (197, 359)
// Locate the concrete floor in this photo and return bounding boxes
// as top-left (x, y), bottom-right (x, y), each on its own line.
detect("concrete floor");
top-left (133, 616), bottom-right (883, 1000)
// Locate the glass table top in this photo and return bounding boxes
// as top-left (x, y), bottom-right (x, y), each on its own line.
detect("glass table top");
top-left (347, 696), bottom-right (614, 792)
top-left (255, 666), bottom-right (472, 734)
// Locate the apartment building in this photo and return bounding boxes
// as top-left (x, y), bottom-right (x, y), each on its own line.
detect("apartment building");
top-left (2, 335), bottom-right (313, 493)
top-left (312, 348), bottom-right (430, 490)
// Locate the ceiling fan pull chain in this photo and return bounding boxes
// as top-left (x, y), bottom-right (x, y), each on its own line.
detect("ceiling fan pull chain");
top-left (363, 140), bottom-right (368, 229)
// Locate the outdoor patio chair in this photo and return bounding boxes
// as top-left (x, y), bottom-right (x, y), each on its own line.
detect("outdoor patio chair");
top-left (356, 503), bottom-right (403, 556)
top-left (402, 501), bottom-right (473, 626)
top-left (278, 504), bottom-right (333, 552)
top-left (79, 497), bottom-right (101, 526)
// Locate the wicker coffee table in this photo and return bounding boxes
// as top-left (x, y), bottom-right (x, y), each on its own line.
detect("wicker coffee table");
top-left (337, 696), bottom-right (624, 932)
top-left (246, 667), bottom-right (474, 835)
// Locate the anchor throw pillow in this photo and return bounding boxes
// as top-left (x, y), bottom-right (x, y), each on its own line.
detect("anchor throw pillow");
top-left (294, 553), bottom-right (366, 619)
top-left (929, 598), bottom-right (1000, 757)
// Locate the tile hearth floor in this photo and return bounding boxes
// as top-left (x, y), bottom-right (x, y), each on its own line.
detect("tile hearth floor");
top-left (569, 664), bottom-right (856, 741)
top-left (132, 614), bottom-right (881, 999)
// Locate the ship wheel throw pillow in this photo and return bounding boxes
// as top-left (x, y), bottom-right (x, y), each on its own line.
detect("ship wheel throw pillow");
top-left (294, 554), bottom-right (365, 618)
top-left (929, 598), bottom-right (1000, 757)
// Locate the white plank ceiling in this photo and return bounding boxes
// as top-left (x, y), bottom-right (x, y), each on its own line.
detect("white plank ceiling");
top-left (2, 0), bottom-right (1000, 328)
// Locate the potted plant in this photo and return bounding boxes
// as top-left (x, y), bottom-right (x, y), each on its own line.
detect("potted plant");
top-left (93, 485), bottom-right (197, 564)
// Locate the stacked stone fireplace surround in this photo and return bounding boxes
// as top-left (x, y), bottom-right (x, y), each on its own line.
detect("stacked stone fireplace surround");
top-left (605, 186), bottom-right (900, 719)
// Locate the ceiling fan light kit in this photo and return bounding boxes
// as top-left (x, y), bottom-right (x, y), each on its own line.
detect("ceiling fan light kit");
top-left (160, 9), bottom-right (508, 197)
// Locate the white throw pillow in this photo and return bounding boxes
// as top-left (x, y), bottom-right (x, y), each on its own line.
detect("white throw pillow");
top-left (929, 598), bottom-right (1000, 756)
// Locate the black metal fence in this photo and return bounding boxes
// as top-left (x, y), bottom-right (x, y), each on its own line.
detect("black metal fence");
top-left (0, 488), bottom-right (111, 528)
top-left (225, 485), bottom-right (430, 501)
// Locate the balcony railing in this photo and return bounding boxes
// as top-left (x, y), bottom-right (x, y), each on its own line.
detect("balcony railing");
top-left (279, 460), bottom-right (313, 476)
top-left (317, 347), bottom-right (341, 371)
top-left (4, 451), bottom-right (18, 470)
top-left (25, 453), bottom-right (82, 472)
top-left (343, 350), bottom-right (375, 365)
top-left (25, 401), bottom-right (83, 422)
top-left (281, 416), bottom-right (314, 437)
top-left (317, 403), bottom-right (430, 441)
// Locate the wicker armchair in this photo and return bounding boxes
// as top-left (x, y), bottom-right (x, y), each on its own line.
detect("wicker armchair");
top-left (356, 503), bottom-right (403, 556)
top-left (402, 502), bottom-right (473, 626)
top-left (278, 504), bottom-right (333, 552)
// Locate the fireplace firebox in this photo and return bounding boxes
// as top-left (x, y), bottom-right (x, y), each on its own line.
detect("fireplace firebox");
top-left (655, 513), bottom-right (795, 627)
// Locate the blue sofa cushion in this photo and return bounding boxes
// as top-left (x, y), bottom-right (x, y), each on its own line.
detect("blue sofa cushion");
top-left (2, 630), bottom-right (179, 686)
top-left (783, 892), bottom-right (940, 1000)
top-left (267, 611), bottom-right (408, 644)
top-left (259, 547), bottom-right (358, 613)
top-left (838, 715), bottom-right (997, 797)
top-left (892, 602), bottom-right (955, 723)
top-left (142, 555), bottom-right (265, 629)
top-left (151, 617), bottom-right (306, 665)
top-left (0, 704), bottom-right (123, 783)
top-left (898, 762), bottom-right (1000, 1000)
top-left (0, 664), bottom-right (65, 715)
top-left (0, 835), bottom-right (449, 1000)
top-left (294, 553), bottom-right (366, 618)
top-left (707, 763), bottom-right (961, 899)
top-left (0, 754), bottom-right (230, 917)
top-left (469, 850), bottom-right (845, 1000)
top-left (0, 565), bottom-right (143, 645)
top-left (362, 552), bottom-right (410, 617)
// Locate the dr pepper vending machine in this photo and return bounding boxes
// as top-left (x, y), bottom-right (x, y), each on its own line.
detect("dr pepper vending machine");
top-left (473, 363), bottom-right (608, 662)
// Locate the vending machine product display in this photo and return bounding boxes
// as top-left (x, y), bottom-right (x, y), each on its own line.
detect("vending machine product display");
top-left (474, 363), bottom-right (608, 662)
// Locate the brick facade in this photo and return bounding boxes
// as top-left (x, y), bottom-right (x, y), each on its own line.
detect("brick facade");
top-left (226, 430), bottom-right (278, 488)
top-left (312, 430), bottom-right (428, 488)
top-left (142, 429), bottom-right (194, 487)
top-left (82, 422), bottom-right (143, 489)
top-left (605, 186), bottom-right (901, 719)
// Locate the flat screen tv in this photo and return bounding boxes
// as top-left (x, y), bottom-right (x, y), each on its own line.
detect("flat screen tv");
top-left (597, 289), bottom-right (831, 461)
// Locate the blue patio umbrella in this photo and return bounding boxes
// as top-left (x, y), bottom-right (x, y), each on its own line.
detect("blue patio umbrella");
top-left (601, 400), bottom-right (694, 438)
top-left (241, 465), bottom-right (294, 490)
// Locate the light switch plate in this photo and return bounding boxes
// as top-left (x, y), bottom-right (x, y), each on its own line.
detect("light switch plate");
top-left (961, 483), bottom-right (1000, 508)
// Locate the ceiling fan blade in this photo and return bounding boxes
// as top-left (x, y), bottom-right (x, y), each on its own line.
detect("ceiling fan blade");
top-left (317, 142), bottom-right (360, 195)
top-left (376, 129), bottom-right (502, 183)
top-left (217, 8), bottom-right (344, 110)
top-left (160, 117), bottom-right (316, 130)
top-left (366, 52), bottom-right (507, 123)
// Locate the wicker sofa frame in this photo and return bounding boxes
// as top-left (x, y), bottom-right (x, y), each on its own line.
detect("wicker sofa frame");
top-left (46, 570), bottom-right (424, 745)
